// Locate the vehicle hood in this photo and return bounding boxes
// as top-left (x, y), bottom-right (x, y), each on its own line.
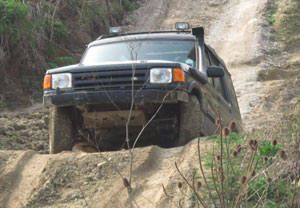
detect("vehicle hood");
top-left (46, 60), bottom-right (190, 74)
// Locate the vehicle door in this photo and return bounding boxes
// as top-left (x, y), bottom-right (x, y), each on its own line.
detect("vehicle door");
top-left (202, 46), bottom-right (234, 133)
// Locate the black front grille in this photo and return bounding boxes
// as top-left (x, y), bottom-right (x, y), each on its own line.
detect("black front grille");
top-left (73, 68), bottom-right (149, 91)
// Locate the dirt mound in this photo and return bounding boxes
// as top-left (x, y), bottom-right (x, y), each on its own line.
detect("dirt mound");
top-left (0, 139), bottom-right (212, 208)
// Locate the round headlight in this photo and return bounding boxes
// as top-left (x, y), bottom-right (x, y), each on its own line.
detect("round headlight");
top-left (52, 73), bottom-right (72, 89)
top-left (150, 68), bottom-right (172, 84)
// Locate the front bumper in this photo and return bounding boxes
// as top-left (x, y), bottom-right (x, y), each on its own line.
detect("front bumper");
top-left (43, 89), bottom-right (189, 107)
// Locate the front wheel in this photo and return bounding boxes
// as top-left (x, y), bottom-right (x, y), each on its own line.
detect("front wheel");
top-left (49, 107), bottom-right (74, 154)
top-left (178, 95), bottom-right (204, 146)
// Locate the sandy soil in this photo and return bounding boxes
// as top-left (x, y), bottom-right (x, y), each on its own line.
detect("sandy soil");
top-left (0, 0), bottom-right (299, 207)
top-left (0, 139), bottom-right (214, 208)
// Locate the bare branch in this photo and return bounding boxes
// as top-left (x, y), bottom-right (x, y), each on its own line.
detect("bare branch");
top-left (175, 162), bottom-right (208, 208)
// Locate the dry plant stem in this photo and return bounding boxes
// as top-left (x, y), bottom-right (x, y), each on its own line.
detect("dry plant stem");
top-left (139, 193), bottom-right (159, 207)
top-left (126, 52), bottom-right (137, 185)
top-left (223, 129), bottom-right (236, 177)
top-left (247, 169), bottom-right (271, 201)
top-left (234, 180), bottom-right (249, 207)
top-left (252, 184), bottom-right (270, 208)
top-left (223, 130), bottom-right (236, 207)
top-left (79, 0), bottom-right (87, 24)
top-left (246, 148), bottom-right (257, 174)
top-left (126, 43), bottom-right (142, 207)
top-left (234, 148), bottom-right (258, 207)
top-left (192, 172), bottom-right (200, 208)
top-left (235, 157), bottom-right (273, 208)
top-left (291, 147), bottom-right (300, 207)
top-left (86, 119), bottom-right (125, 179)
top-left (244, 151), bottom-right (258, 208)
top-left (133, 198), bottom-right (141, 208)
top-left (126, 39), bottom-right (172, 206)
top-left (197, 138), bottom-right (218, 208)
top-left (253, 173), bottom-right (270, 208)
top-left (100, 87), bottom-right (121, 111)
top-left (175, 162), bottom-right (208, 208)
top-left (162, 185), bottom-right (181, 208)
top-left (105, 0), bottom-right (114, 25)
top-left (76, 181), bottom-right (89, 207)
top-left (50, 0), bottom-right (62, 42)
top-left (91, 136), bottom-right (125, 179)
top-left (179, 199), bottom-right (184, 208)
top-left (245, 184), bottom-right (248, 208)
top-left (99, 151), bottom-right (124, 178)
top-left (247, 181), bottom-right (269, 202)
top-left (211, 140), bottom-right (223, 207)
top-left (218, 110), bottom-right (225, 208)
top-left (132, 91), bottom-right (171, 151)
top-left (162, 185), bottom-right (171, 198)
top-left (179, 186), bottom-right (190, 201)
top-left (214, 125), bottom-right (221, 135)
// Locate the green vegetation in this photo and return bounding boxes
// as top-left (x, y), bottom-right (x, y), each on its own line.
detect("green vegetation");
top-left (48, 57), bottom-right (77, 69)
top-left (259, 140), bottom-right (282, 157)
top-left (269, 9), bottom-right (276, 25)
top-left (124, 0), bottom-right (137, 11)
top-left (269, 0), bottom-right (300, 48)
top-left (0, 0), bottom-right (28, 32)
top-left (173, 110), bottom-right (300, 207)
top-left (0, 0), bottom-right (139, 109)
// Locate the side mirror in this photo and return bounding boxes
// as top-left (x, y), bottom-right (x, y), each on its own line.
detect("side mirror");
top-left (207, 66), bottom-right (225, 77)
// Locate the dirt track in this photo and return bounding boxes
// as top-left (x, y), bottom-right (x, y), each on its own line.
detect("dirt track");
top-left (0, 0), bottom-right (294, 207)
top-left (0, 140), bottom-right (215, 208)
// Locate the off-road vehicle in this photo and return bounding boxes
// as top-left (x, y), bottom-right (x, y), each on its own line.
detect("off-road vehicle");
top-left (43, 23), bottom-right (242, 154)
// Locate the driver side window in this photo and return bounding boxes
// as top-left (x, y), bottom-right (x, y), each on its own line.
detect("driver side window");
top-left (205, 50), bottom-right (214, 85)
top-left (205, 48), bottom-right (228, 101)
top-left (205, 50), bottom-right (211, 68)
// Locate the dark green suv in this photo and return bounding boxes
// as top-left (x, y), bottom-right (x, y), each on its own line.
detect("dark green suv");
top-left (43, 23), bottom-right (242, 154)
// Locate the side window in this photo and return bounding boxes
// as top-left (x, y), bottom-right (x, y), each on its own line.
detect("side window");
top-left (224, 71), bottom-right (238, 108)
top-left (205, 49), bottom-right (214, 86)
top-left (214, 77), bottom-right (224, 97)
top-left (207, 49), bottom-right (230, 103)
top-left (209, 54), bottom-right (219, 66)
top-left (205, 50), bottom-right (211, 68)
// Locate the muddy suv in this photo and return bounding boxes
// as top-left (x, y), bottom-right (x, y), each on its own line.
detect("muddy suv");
top-left (43, 23), bottom-right (242, 154)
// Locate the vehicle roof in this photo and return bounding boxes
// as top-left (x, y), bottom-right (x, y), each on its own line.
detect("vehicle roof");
top-left (86, 30), bottom-right (229, 73)
top-left (88, 31), bottom-right (197, 47)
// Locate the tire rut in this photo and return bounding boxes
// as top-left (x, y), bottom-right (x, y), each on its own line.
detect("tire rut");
top-left (0, 151), bottom-right (49, 208)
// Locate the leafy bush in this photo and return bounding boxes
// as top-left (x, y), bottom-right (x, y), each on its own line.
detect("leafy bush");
top-left (269, 9), bottom-right (276, 25)
top-left (0, 0), bottom-right (28, 31)
top-left (124, 0), bottom-right (136, 11)
top-left (0, 0), bottom-right (28, 47)
top-left (259, 141), bottom-right (282, 157)
top-left (44, 17), bottom-right (69, 40)
top-left (0, 0), bottom-right (139, 107)
top-left (171, 119), bottom-right (299, 208)
top-left (48, 56), bottom-right (77, 68)
top-left (52, 20), bottom-right (69, 39)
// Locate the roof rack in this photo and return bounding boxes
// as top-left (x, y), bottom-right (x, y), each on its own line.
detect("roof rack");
top-left (96, 30), bottom-right (192, 40)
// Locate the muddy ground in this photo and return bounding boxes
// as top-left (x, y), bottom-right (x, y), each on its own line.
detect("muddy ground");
top-left (0, 0), bottom-right (300, 207)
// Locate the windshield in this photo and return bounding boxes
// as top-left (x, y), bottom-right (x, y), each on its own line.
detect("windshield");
top-left (81, 40), bottom-right (196, 66)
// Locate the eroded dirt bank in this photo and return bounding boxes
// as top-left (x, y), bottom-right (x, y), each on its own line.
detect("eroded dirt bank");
top-left (0, 0), bottom-right (299, 207)
top-left (0, 140), bottom-right (214, 208)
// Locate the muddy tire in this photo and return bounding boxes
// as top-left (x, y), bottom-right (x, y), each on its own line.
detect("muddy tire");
top-left (178, 95), bottom-right (203, 146)
top-left (49, 107), bottom-right (74, 154)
